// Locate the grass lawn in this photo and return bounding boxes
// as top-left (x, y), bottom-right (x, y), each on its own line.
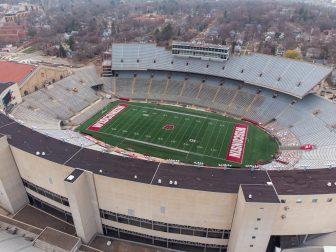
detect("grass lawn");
top-left (21, 46), bottom-right (36, 54)
top-left (76, 101), bottom-right (279, 167)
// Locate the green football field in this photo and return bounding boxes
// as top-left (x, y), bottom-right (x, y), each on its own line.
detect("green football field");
top-left (76, 101), bottom-right (279, 167)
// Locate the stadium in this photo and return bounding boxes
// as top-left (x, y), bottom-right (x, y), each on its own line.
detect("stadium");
top-left (0, 41), bottom-right (335, 252)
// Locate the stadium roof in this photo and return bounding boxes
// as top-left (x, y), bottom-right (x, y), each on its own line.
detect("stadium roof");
top-left (0, 61), bottom-right (35, 86)
top-left (111, 43), bottom-right (332, 99)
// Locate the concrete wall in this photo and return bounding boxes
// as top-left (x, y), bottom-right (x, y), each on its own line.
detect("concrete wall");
top-left (64, 171), bottom-right (102, 243)
top-left (11, 147), bottom-right (73, 197)
top-left (94, 174), bottom-right (236, 230)
top-left (7, 145), bottom-right (336, 249)
top-left (0, 136), bottom-right (28, 213)
top-left (227, 187), bottom-right (279, 252)
top-left (9, 147), bottom-right (236, 245)
top-left (272, 194), bottom-right (336, 235)
top-left (20, 66), bottom-right (71, 96)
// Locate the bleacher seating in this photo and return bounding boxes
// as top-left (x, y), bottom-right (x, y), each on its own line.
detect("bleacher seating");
top-left (163, 79), bottom-right (184, 102)
top-left (70, 99), bottom-right (111, 125)
top-left (13, 65), bottom-right (101, 122)
top-left (111, 71), bottom-right (336, 169)
top-left (11, 103), bottom-right (61, 130)
top-left (148, 79), bottom-right (167, 101)
top-left (132, 78), bottom-right (149, 99)
top-left (111, 43), bottom-right (332, 98)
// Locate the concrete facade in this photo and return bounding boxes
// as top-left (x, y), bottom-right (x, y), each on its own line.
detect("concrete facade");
top-left (3, 142), bottom-right (336, 251)
top-left (64, 170), bottom-right (102, 243)
top-left (0, 136), bottom-right (28, 213)
top-left (227, 185), bottom-right (280, 252)
top-left (20, 66), bottom-right (71, 96)
top-left (1, 106), bottom-right (336, 251)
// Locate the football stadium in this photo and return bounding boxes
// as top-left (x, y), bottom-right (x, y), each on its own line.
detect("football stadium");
top-left (0, 42), bottom-right (336, 252)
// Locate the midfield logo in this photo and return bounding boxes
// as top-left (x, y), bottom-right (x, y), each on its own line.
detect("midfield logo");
top-left (163, 124), bottom-right (175, 131)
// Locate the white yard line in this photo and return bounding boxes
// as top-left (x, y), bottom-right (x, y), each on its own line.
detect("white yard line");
top-left (175, 118), bottom-right (196, 148)
top-left (167, 116), bottom-right (188, 144)
top-left (146, 112), bottom-right (171, 141)
top-left (203, 121), bottom-right (217, 155)
top-left (185, 119), bottom-right (207, 160)
top-left (217, 124), bottom-right (230, 158)
top-left (211, 121), bottom-right (222, 154)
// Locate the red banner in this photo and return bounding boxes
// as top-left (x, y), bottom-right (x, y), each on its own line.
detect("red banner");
top-left (87, 104), bottom-right (128, 132)
top-left (300, 144), bottom-right (314, 151)
top-left (226, 124), bottom-right (248, 164)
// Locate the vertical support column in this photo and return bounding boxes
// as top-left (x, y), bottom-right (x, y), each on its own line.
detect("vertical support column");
top-left (227, 184), bottom-right (280, 252)
top-left (112, 77), bottom-right (116, 94)
top-left (64, 169), bottom-right (103, 244)
top-left (0, 135), bottom-right (28, 213)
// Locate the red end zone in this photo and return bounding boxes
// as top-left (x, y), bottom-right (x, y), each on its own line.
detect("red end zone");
top-left (226, 124), bottom-right (249, 164)
top-left (87, 104), bottom-right (128, 132)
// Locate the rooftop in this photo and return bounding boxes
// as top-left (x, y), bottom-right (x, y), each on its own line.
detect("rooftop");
top-left (35, 227), bottom-right (80, 252)
top-left (13, 205), bottom-right (76, 235)
top-left (0, 61), bottom-right (35, 85)
top-left (241, 184), bottom-right (280, 203)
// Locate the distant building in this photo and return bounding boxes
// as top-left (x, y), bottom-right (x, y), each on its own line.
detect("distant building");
top-left (205, 27), bottom-right (219, 39)
top-left (0, 61), bottom-right (70, 96)
top-left (172, 41), bottom-right (230, 61)
top-left (4, 3), bottom-right (39, 23)
top-left (0, 22), bottom-right (27, 44)
top-left (276, 45), bottom-right (285, 56)
top-left (275, 32), bottom-right (285, 40)
top-left (306, 47), bottom-right (322, 59)
top-left (292, 31), bottom-right (302, 41)
top-left (1, 44), bottom-right (17, 52)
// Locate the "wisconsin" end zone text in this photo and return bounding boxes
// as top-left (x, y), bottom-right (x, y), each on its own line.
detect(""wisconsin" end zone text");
top-left (87, 104), bottom-right (128, 132)
top-left (226, 124), bottom-right (248, 164)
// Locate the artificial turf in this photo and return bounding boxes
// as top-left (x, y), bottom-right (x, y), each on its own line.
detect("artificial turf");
top-left (76, 101), bottom-right (279, 167)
